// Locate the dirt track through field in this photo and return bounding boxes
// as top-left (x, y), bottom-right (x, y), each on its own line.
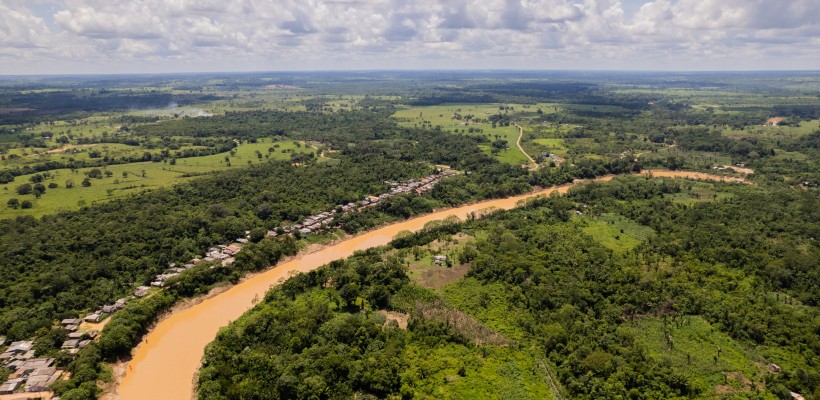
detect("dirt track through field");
top-left (514, 123), bottom-right (537, 168)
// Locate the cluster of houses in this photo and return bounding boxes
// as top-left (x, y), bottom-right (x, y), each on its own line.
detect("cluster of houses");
top-left (272, 169), bottom-right (456, 237)
top-left (150, 245), bottom-right (241, 288)
top-left (82, 296), bottom-right (129, 324)
top-left (58, 319), bottom-right (97, 355)
top-left (0, 340), bottom-right (62, 395)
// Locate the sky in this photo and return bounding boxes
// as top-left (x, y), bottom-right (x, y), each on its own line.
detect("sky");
top-left (0, 0), bottom-right (818, 75)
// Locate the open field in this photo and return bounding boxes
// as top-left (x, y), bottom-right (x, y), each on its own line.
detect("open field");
top-left (577, 213), bottom-right (656, 254)
top-left (722, 119), bottom-right (820, 139)
top-left (392, 104), bottom-right (537, 165)
top-left (0, 139), bottom-right (315, 218)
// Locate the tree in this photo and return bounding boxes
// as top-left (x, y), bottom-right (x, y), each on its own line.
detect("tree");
top-left (48, 182), bottom-right (59, 189)
top-left (33, 183), bottom-right (46, 198)
top-left (87, 169), bottom-right (102, 179)
top-left (65, 180), bottom-right (74, 189)
top-left (7, 198), bottom-right (19, 209)
top-left (16, 183), bottom-right (32, 195)
top-left (82, 178), bottom-right (92, 187)
top-left (21, 200), bottom-right (32, 209)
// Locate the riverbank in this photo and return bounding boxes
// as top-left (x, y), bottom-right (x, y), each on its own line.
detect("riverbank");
top-left (114, 169), bottom-right (750, 400)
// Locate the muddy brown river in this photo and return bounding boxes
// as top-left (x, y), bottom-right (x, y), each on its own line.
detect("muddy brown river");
top-left (116, 170), bottom-right (746, 400)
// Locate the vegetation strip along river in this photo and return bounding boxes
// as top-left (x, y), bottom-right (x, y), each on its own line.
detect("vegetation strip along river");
top-left (116, 170), bottom-right (748, 400)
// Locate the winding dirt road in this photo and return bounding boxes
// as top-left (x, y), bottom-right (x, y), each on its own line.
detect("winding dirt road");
top-left (513, 123), bottom-right (537, 168)
top-left (114, 170), bottom-right (748, 400)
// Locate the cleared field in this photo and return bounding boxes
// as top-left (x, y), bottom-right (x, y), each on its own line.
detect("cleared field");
top-left (578, 213), bottom-right (656, 254)
top-left (722, 119), bottom-right (820, 139)
top-left (621, 316), bottom-right (768, 397)
top-left (392, 104), bottom-right (532, 165)
top-left (668, 182), bottom-right (735, 206)
top-left (0, 139), bottom-right (315, 218)
top-left (531, 138), bottom-right (568, 157)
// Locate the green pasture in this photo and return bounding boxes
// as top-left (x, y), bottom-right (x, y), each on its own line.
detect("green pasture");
top-left (577, 213), bottom-right (656, 254)
top-left (0, 139), bottom-right (315, 218)
top-left (722, 119), bottom-right (820, 139)
top-left (392, 104), bottom-right (532, 165)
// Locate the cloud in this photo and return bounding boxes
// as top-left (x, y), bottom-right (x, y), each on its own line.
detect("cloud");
top-left (0, 0), bottom-right (817, 74)
top-left (0, 4), bottom-right (51, 49)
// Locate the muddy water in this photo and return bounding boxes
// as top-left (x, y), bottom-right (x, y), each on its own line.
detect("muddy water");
top-left (117, 170), bottom-right (744, 400)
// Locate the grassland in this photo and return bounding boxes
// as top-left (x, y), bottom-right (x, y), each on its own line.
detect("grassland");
top-left (531, 138), bottom-right (568, 157)
top-left (722, 119), bottom-right (820, 139)
top-left (668, 181), bottom-right (735, 206)
top-left (577, 213), bottom-right (656, 254)
top-left (392, 104), bottom-right (540, 165)
top-left (0, 139), bottom-right (315, 218)
top-left (620, 316), bottom-right (770, 397)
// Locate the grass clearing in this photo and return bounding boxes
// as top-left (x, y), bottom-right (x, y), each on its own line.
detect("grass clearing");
top-left (577, 213), bottom-right (655, 254)
top-left (722, 119), bottom-right (820, 139)
top-left (620, 316), bottom-right (768, 397)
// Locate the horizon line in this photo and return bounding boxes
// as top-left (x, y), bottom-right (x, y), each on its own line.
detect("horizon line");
top-left (1, 68), bottom-right (820, 79)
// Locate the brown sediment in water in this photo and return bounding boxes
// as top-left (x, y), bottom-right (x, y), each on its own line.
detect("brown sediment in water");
top-left (116, 170), bottom-right (747, 400)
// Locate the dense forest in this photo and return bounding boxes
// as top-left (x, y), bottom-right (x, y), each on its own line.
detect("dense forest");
top-left (200, 176), bottom-right (818, 399)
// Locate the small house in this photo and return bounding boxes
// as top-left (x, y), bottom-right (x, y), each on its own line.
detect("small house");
top-left (61, 318), bottom-right (81, 327)
top-left (5, 341), bottom-right (34, 355)
top-left (134, 286), bottom-right (150, 297)
top-left (84, 313), bottom-right (101, 323)
top-left (0, 378), bottom-right (24, 394)
top-left (114, 298), bottom-right (127, 309)
top-left (434, 255), bottom-right (447, 264)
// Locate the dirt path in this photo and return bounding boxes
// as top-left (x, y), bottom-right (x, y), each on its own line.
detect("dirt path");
top-left (513, 123), bottom-right (537, 168)
top-left (114, 170), bottom-right (749, 400)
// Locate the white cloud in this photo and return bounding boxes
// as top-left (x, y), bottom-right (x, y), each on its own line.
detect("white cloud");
top-left (0, 0), bottom-right (817, 74)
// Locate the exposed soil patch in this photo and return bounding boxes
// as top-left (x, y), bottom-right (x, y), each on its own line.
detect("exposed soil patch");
top-left (715, 371), bottom-right (760, 395)
top-left (767, 117), bottom-right (786, 126)
top-left (45, 145), bottom-right (78, 154)
top-left (378, 310), bottom-right (409, 330)
top-left (412, 262), bottom-right (470, 290)
top-left (723, 165), bottom-right (755, 175)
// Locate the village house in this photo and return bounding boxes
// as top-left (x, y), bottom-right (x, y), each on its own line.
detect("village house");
top-left (134, 286), bottom-right (150, 297)
top-left (60, 318), bottom-right (81, 327)
top-left (2, 341), bottom-right (33, 358)
top-left (0, 378), bottom-right (24, 394)
top-left (83, 313), bottom-right (100, 323)
top-left (24, 366), bottom-right (60, 392)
